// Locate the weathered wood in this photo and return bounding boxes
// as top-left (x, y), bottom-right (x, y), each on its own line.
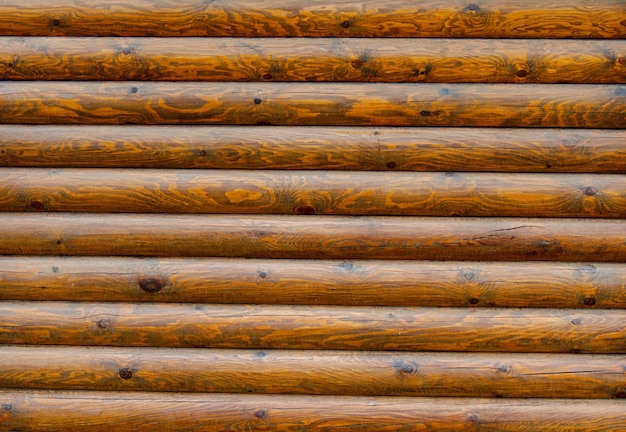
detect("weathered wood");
top-left (2, 126), bottom-right (625, 173)
top-left (1, 37), bottom-right (624, 83)
top-left (2, 390), bottom-right (626, 431)
top-left (1, 302), bottom-right (625, 352)
top-left (2, 257), bottom-right (624, 308)
top-left (1, 213), bottom-right (625, 261)
top-left (0, 82), bottom-right (623, 128)
top-left (2, 346), bottom-right (625, 398)
top-left (0, 0), bottom-right (624, 38)
top-left (3, 168), bottom-right (626, 217)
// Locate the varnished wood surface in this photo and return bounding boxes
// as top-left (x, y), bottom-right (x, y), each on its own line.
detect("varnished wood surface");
top-left (0, 345), bottom-right (626, 399)
top-left (1, 302), bottom-right (625, 352)
top-left (0, 82), bottom-right (623, 128)
top-left (0, 213), bottom-right (626, 263)
top-left (2, 168), bottom-right (626, 217)
top-left (0, 0), bottom-right (624, 38)
top-left (1, 213), bottom-right (625, 261)
top-left (3, 391), bottom-right (626, 432)
top-left (1, 37), bottom-right (624, 83)
top-left (2, 257), bottom-right (625, 308)
top-left (2, 126), bottom-right (625, 173)
top-left (2, 346), bottom-right (625, 398)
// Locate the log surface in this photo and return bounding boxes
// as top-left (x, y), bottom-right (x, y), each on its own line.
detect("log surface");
top-left (0, 82), bottom-right (623, 128)
top-left (1, 37), bottom-right (624, 83)
top-left (1, 257), bottom-right (624, 308)
top-left (1, 213), bottom-right (625, 261)
top-left (0, 0), bottom-right (624, 38)
top-left (1, 346), bottom-right (625, 398)
top-left (2, 168), bottom-right (626, 217)
top-left (1, 390), bottom-right (626, 431)
top-left (1, 302), bottom-right (625, 352)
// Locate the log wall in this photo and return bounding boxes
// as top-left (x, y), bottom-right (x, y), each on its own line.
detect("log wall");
top-left (0, 1), bottom-right (624, 430)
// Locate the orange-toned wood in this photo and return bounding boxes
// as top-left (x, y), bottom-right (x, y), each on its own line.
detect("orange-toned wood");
top-left (2, 346), bottom-right (625, 398)
top-left (1, 257), bottom-right (623, 308)
top-left (0, 0), bottom-right (624, 38)
top-left (1, 213), bottom-right (625, 261)
top-left (2, 391), bottom-right (626, 431)
top-left (2, 168), bottom-right (626, 217)
top-left (0, 82), bottom-right (623, 128)
top-left (1, 302), bottom-right (625, 352)
top-left (2, 126), bottom-right (625, 173)
top-left (1, 37), bottom-right (624, 83)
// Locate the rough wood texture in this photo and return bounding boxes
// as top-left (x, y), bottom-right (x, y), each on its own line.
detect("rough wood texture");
top-left (2, 257), bottom-right (625, 308)
top-left (1, 213), bottom-right (625, 261)
top-left (2, 390), bottom-right (626, 431)
top-left (1, 37), bottom-right (624, 83)
top-left (0, 82), bottom-right (623, 128)
top-left (2, 346), bottom-right (625, 398)
top-left (3, 168), bottom-right (626, 218)
top-left (1, 302), bottom-right (625, 353)
top-left (2, 126), bottom-right (625, 173)
top-left (0, 0), bottom-right (624, 38)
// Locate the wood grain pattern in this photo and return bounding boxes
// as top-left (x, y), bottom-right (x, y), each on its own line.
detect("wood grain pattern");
top-left (0, 82), bottom-right (623, 128)
top-left (2, 257), bottom-right (625, 308)
top-left (1, 301), bottom-right (625, 352)
top-left (2, 168), bottom-right (626, 217)
top-left (1, 213), bottom-right (626, 261)
top-left (0, 0), bottom-right (624, 38)
top-left (1, 346), bottom-right (625, 398)
top-left (1, 37), bottom-right (624, 83)
top-left (3, 390), bottom-right (626, 431)
top-left (2, 126), bottom-right (625, 173)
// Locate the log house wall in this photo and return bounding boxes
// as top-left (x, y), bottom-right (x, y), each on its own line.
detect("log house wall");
top-left (0, 1), bottom-right (624, 430)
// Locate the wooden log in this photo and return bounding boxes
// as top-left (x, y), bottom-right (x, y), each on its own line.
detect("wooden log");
top-left (1, 302), bottom-right (625, 352)
top-left (2, 257), bottom-right (625, 308)
top-left (3, 168), bottom-right (626, 218)
top-left (1, 37), bottom-right (624, 83)
top-left (0, 0), bottom-right (624, 38)
top-left (1, 390), bottom-right (626, 431)
top-left (0, 82), bottom-right (623, 128)
top-left (1, 213), bottom-right (626, 261)
top-left (2, 126), bottom-right (625, 173)
top-left (2, 346), bottom-right (625, 398)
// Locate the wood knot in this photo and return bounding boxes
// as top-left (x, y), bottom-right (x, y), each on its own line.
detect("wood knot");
top-left (468, 297), bottom-right (480, 305)
top-left (584, 297), bottom-right (596, 306)
top-left (394, 360), bottom-right (419, 377)
top-left (294, 205), bottom-right (315, 215)
top-left (340, 20), bottom-right (350, 28)
top-left (516, 69), bottom-right (529, 78)
top-left (351, 59), bottom-right (363, 69)
top-left (583, 186), bottom-right (597, 197)
top-left (96, 319), bottom-right (111, 329)
top-left (139, 277), bottom-right (164, 293)
top-left (30, 200), bottom-right (46, 211)
top-left (118, 368), bottom-right (133, 379)
top-left (254, 409), bottom-right (267, 419)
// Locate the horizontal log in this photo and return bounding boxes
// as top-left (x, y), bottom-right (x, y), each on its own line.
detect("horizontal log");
top-left (1, 302), bottom-right (625, 352)
top-left (0, 0), bottom-right (624, 38)
top-left (0, 82), bottom-right (623, 128)
top-left (2, 257), bottom-right (625, 308)
top-left (1, 37), bottom-right (624, 83)
top-left (3, 168), bottom-right (626, 217)
top-left (2, 346), bottom-right (625, 398)
top-left (2, 126), bottom-right (625, 173)
top-left (1, 214), bottom-right (626, 261)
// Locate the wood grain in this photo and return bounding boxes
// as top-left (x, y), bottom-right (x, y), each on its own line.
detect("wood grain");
top-left (1, 37), bottom-right (624, 83)
top-left (1, 213), bottom-right (626, 261)
top-left (0, 0), bottom-right (624, 38)
top-left (2, 168), bottom-right (626, 217)
top-left (1, 301), bottom-right (625, 353)
top-left (0, 82), bottom-right (623, 128)
top-left (1, 346), bottom-right (625, 398)
top-left (2, 257), bottom-right (625, 308)
top-left (2, 126), bottom-right (625, 173)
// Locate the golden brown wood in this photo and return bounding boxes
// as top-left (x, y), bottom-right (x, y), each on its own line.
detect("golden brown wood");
top-left (1, 302), bottom-right (625, 352)
top-left (1, 37), bottom-right (624, 83)
top-left (2, 126), bottom-right (625, 173)
top-left (0, 0), bottom-right (624, 38)
top-left (0, 82), bottom-right (623, 128)
top-left (2, 346), bottom-right (625, 398)
top-left (2, 257), bottom-right (625, 308)
top-left (1, 213), bottom-right (625, 261)
top-left (3, 168), bottom-right (626, 217)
